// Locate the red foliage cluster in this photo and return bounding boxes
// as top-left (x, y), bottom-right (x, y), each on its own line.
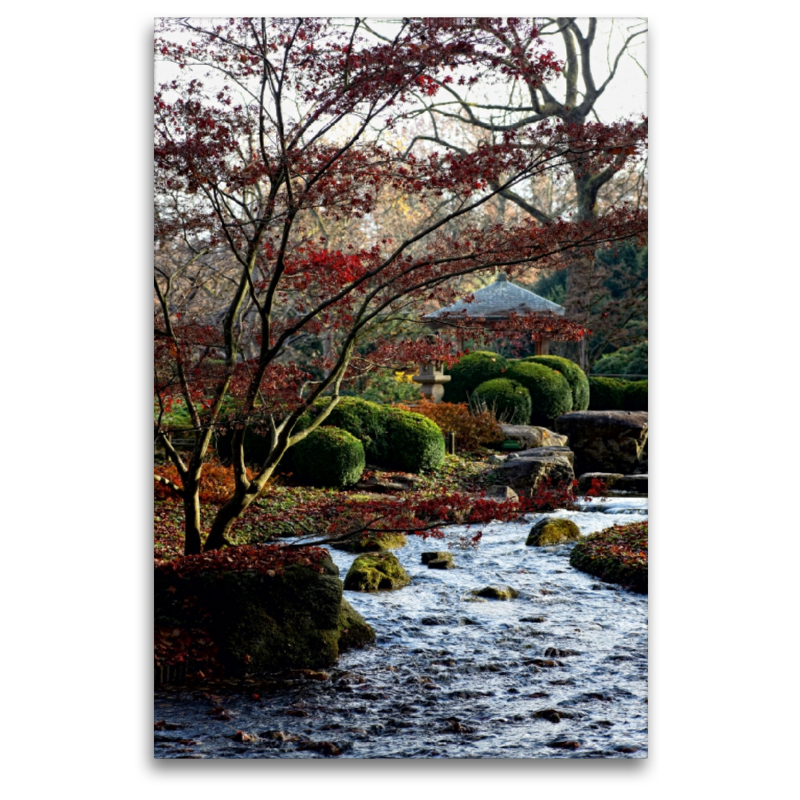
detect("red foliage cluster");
top-left (154, 460), bottom-right (255, 504)
top-left (156, 543), bottom-right (330, 578)
top-left (395, 400), bottom-right (502, 452)
top-left (154, 624), bottom-right (220, 669)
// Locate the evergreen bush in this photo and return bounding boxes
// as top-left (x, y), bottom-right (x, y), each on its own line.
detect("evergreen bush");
top-left (505, 361), bottom-right (573, 425)
top-left (587, 377), bottom-right (627, 410)
top-left (291, 426), bottom-right (365, 488)
top-left (383, 409), bottom-right (446, 473)
top-left (524, 355), bottom-right (590, 411)
top-left (471, 378), bottom-right (532, 425)
top-left (622, 379), bottom-right (648, 411)
top-left (444, 351), bottom-right (507, 403)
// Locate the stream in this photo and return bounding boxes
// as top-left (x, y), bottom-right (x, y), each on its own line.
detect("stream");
top-left (155, 497), bottom-right (648, 759)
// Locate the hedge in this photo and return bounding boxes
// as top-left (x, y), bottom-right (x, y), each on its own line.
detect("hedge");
top-left (383, 409), bottom-right (446, 473)
top-left (588, 377), bottom-right (648, 411)
top-left (505, 361), bottom-right (573, 425)
top-left (471, 378), bottom-right (532, 425)
top-left (291, 426), bottom-right (365, 488)
top-left (444, 351), bottom-right (508, 403)
top-left (523, 355), bottom-right (590, 411)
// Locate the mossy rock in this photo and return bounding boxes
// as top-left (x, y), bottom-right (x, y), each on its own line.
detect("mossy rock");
top-left (524, 355), bottom-right (590, 411)
top-left (569, 521), bottom-right (648, 594)
top-left (472, 585), bottom-right (519, 600)
top-left (421, 551), bottom-right (455, 570)
top-left (344, 552), bottom-right (411, 592)
top-left (526, 517), bottom-right (582, 546)
top-left (155, 554), bottom-right (375, 675)
top-left (331, 532), bottom-right (408, 553)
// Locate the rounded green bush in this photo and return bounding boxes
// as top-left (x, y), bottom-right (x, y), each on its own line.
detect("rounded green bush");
top-left (444, 351), bottom-right (508, 403)
top-left (523, 355), bottom-right (590, 411)
top-left (313, 396), bottom-right (391, 465)
top-left (384, 409), bottom-right (446, 473)
top-left (505, 361), bottom-right (573, 425)
top-left (588, 377), bottom-right (627, 410)
top-left (291, 426), bottom-right (365, 488)
top-left (622, 379), bottom-right (648, 411)
top-left (471, 378), bottom-right (532, 425)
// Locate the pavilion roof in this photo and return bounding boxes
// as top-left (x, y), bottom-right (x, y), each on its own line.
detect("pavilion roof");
top-left (426, 272), bottom-right (565, 320)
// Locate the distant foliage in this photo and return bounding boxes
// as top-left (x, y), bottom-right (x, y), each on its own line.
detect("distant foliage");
top-left (444, 351), bottom-right (508, 403)
top-left (524, 355), bottom-right (590, 411)
top-left (593, 341), bottom-right (648, 377)
top-left (395, 399), bottom-right (503, 452)
top-left (292, 426), bottom-right (366, 488)
top-left (471, 378), bottom-right (532, 425)
top-left (505, 361), bottom-right (573, 424)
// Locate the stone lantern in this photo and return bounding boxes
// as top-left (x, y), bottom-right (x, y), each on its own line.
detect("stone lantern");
top-left (412, 360), bottom-right (451, 402)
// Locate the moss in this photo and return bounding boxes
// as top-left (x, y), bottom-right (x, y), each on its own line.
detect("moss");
top-left (336, 597), bottom-right (376, 651)
top-left (471, 378), bottom-right (532, 425)
top-left (526, 517), bottom-right (582, 546)
top-left (524, 355), bottom-right (590, 411)
top-left (331, 532), bottom-right (408, 553)
top-left (344, 552), bottom-right (411, 592)
top-left (472, 585), bottom-right (519, 600)
top-left (505, 361), bottom-right (573, 425)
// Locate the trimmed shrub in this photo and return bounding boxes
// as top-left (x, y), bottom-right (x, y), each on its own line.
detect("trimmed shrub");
top-left (313, 397), bottom-right (391, 465)
top-left (622, 380), bottom-right (648, 411)
top-left (524, 355), bottom-right (590, 411)
top-left (384, 409), bottom-right (446, 473)
top-left (291, 426), bottom-right (365, 488)
top-left (444, 351), bottom-right (508, 403)
top-left (505, 361), bottom-right (573, 425)
top-left (588, 376), bottom-right (627, 410)
top-left (471, 378), bottom-right (532, 425)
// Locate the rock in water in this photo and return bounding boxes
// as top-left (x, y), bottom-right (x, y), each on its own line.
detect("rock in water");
top-left (489, 447), bottom-right (575, 492)
top-left (526, 517), bottom-right (581, 546)
top-left (344, 552), bottom-right (411, 592)
top-left (472, 585), bottom-right (519, 600)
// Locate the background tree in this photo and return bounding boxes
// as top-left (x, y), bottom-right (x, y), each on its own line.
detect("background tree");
top-left (401, 17), bottom-right (648, 365)
top-left (154, 17), bottom-right (647, 555)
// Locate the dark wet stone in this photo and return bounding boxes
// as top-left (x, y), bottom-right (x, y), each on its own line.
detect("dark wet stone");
top-left (459, 617), bottom-right (479, 625)
top-left (533, 708), bottom-right (574, 723)
top-left (421, 616), bottom-right (448, 626)
top-left (527, 658), bottom-right (561, 668)
top-left (528, 691), bottom-right (550, 699)
top-left (615, 745), bottom-right (639, 753)
top-left (549, 739), bottom-right (582, 749)
top-left (421, 551), bottom-right (450, 564)
top-left (544, 647), bottom-right (580, 658)
top-left (428, 558), bottom-right (456, 570)
top-left (520, 616), bottom-right (546, 623)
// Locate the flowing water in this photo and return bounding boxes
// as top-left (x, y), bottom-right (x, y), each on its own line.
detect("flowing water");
top-left (155, 498), bottom-right (648, 759)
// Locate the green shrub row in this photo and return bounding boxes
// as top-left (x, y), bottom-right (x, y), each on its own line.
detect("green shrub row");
top-left (446, 351), bottom-right (589, 425)
top-left (471, 378), bottom-right (532, 425)
top-left (588, 377), bottom-right (648, 411)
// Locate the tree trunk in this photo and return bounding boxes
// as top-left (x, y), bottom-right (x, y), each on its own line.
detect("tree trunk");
top-left (183, 483), bottom-right (203, 555)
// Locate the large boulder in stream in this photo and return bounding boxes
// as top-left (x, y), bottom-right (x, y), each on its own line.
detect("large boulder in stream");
top-left (526, 517), bottom-right (581, 546)
top-left (488, 446), bottom-right (575, 492)
top-left (154, 546), bottom-right (375, 679)
top-left (344, 552), bottom-right (411, 592)
top-left (555, 411), bottom-right (648, 475)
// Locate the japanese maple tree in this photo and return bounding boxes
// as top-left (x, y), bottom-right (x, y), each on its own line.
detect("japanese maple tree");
top-left (154, 17), bottom-right (647, 554)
